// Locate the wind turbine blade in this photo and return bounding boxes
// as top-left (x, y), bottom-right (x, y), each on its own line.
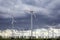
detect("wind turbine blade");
top-left (33, 13), bottom-right (36, 18)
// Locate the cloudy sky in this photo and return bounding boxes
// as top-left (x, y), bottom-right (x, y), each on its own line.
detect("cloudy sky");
top-left (0, 0), bottom-right (60, 30)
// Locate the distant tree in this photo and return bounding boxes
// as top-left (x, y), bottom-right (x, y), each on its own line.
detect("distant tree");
top-left (0, 36), bottom-right (2, 39)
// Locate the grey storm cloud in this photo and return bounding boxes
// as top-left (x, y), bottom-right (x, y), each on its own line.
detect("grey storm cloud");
top-left (0, 0), bottom-right (60, 30)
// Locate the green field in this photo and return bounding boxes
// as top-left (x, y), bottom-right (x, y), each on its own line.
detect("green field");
top-left (0, 38), bottom-right (60, 40)
top-left (0, 36), bottom-right (60, 40)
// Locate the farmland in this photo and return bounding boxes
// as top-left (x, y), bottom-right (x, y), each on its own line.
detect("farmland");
top-left (0, 36), bottom-right (60, 40)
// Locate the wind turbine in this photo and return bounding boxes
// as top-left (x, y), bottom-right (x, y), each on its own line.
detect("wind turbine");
top-left (47, 25), bottom-right (54, 38)
top-left (23, 9), bottom-right (37, 38)
top-left (47, 25), bottom-right (50, 38)
top-left (7, 9), bottom-right (16, 38)
top-left (47, 23), bottom-right (55, 38)
top-left (52, 23), bottom-right (56, 38)
top-left (0, 12), bottom-right (16, 38)
top-left (11, 14), bottom-right (15, 38)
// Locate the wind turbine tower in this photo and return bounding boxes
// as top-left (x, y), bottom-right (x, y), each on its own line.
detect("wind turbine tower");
top-left (30, 11), bottom-right (33, 38)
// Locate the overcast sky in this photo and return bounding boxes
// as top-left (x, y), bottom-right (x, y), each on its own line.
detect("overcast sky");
top-left (0, 0), bottom-right (60, 30)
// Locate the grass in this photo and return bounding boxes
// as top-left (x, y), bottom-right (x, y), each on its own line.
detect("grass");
top-left (0, 36), bottom-right (60, 40)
